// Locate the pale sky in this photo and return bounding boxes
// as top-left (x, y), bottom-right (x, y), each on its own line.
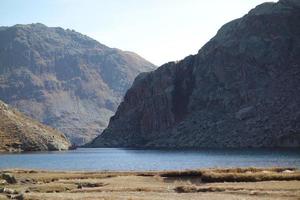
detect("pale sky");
top-left (0, 0), bottom-right (275, 66)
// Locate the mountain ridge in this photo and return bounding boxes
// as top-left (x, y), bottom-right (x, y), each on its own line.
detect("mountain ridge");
top-left (89, 0), bottom-right (300, 148)
top-left (0, 23), bottom-right (155, 145)
top-left (0, 100), bottom-right (71, 152)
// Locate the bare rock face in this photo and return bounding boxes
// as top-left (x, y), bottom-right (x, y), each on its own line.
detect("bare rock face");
top-left (0, 24), bottom-right (155, 145)
top-left (0, 100), bottom-right (71, 152)
top-left (89, 0), bottom-right (300, 148)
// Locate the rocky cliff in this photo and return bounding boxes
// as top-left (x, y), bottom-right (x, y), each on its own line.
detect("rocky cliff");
top-left (0, 24), bottom-right (155, 145)
top-left (0, 100), bottom-right (71, 152)
top-left (89, 0), bottom-right (300, 148)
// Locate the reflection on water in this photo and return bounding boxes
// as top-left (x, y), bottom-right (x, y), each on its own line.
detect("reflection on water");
top-left (0, 148), bottom-right (299, 171)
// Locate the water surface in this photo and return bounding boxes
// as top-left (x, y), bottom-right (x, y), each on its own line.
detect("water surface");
top-left (0, 148), bottom-right (299, 171)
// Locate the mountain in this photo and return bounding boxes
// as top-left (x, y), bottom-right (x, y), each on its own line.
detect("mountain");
top-left (0, 100), bottom-right (71, 152)
top-left (0, 23), bottom-right (155, 145)
top-left (89, 0), bottom-right (300, 148)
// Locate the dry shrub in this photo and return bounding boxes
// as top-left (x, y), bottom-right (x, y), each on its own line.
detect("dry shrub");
top-left (201, 171), bottom-right (300, 183)
top-left (174, 186), bottom-right (198, 193)
top-left (160, 170), bottom-right (202, 177)
top-left (175, 186), bottom-right (226, 193)
top-left (76, 182), bottom-right (106, 189)
top-left (136, 173), bottom-right (155, 177)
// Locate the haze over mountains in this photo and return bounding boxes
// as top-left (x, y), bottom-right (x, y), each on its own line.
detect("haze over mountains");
top-left (0, 24), bottom-right (155, 145)
top-left (89, 0), bottom-right (300, 148)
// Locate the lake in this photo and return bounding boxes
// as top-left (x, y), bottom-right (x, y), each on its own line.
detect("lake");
top-left (0, 148), bottom-right (300, 171)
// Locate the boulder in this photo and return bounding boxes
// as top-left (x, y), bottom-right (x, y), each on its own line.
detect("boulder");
top-left (1, 174), bottom-right (16, 184)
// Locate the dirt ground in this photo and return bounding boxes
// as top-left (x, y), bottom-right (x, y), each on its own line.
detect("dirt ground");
top-left (0, 167), bottom-right (300, 200)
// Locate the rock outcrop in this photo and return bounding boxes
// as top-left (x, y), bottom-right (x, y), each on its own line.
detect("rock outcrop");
top-left (0, 100), bottom-right (71, 152)
top-left (89, 0), bottom-right (300, 148)
top-left (0, 23), bottom-right (155, 145)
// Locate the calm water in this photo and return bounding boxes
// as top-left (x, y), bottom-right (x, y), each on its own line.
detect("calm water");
top-left (0, 148), bottom-right (300, 171)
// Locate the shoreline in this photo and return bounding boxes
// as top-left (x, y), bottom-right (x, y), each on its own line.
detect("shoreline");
top-left (0, 166), bottom-right (299, 172)
top-left (1, 167), bottom-right (300, 199)
top-left (2, 146), bottom-right (300, 153)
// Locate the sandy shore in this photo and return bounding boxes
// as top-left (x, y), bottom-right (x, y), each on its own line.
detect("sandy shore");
top-left (0, 167), bottom-right (300, 200)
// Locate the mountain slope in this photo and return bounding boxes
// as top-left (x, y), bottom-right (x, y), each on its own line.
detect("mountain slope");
top-left (0, 100), bottom-right (71, 152)
top-left (0, 23), bottom-right (155, 145)
top-left (89, 0), bottom-right (300, 148)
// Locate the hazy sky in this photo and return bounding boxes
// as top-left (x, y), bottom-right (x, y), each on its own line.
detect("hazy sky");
top-left (0, 0), bottom-right (275, 66)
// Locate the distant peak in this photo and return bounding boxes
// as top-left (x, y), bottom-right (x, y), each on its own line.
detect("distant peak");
top-left (279, 0), bottom-right (300, 8)
top-left (13, 23), bottom-right (47, 28)
top-left (248, 0), bottom-right (299, 16)
top-left (28, 23), bottom-right (47, 27)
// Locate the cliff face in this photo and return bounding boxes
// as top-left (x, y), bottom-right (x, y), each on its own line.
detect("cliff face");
top-left (0, 100), bottom-right (71, 152)
top-left (0, 24), bottom-right (155, 145)
top-left (89, 0), bottom-right (300, 148)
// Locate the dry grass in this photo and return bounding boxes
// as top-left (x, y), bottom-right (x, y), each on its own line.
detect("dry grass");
top-left (0, 168), bottom-right (300, 200)
top-left (201, 167), bottom-right (300, 183)
top-left (201, 171), bottom-right (300, 182)
top-left (159, 167), bottom-right (300, 183)
top-left (28, 183), bottom-right (77, 193)
top-left (210, 167), bottom-right (296, 173)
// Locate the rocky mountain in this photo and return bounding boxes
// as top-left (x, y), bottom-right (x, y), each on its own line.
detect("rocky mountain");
top-left (89, 0), bottom-right (300, 148)
top-left (0, 23), bottom-right (155, 145)
top-left (0, 100), bottom-right (71, 152)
